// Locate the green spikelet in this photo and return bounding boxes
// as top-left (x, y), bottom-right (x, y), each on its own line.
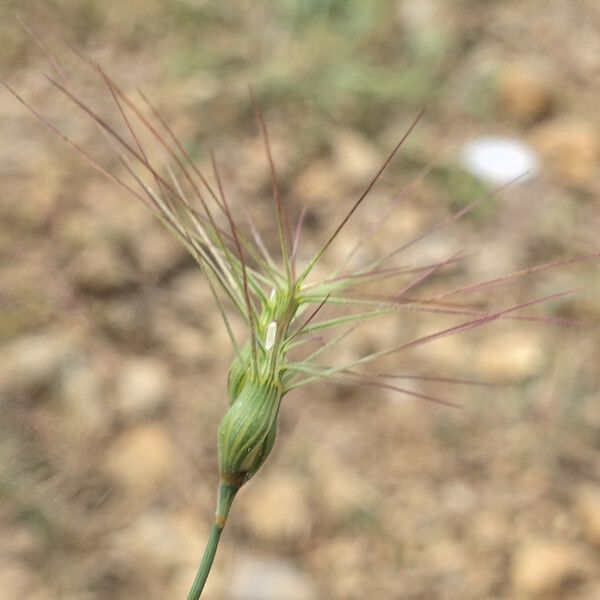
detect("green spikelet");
top-left (219, 285), bottom-right (298, 489)
top-left (218, 372), bottom-right (282, 485)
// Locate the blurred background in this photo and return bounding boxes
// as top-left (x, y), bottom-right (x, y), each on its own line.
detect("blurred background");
top-left (1, 1), bottom-right (599, 598)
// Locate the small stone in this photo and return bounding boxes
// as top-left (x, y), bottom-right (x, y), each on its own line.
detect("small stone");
top-left (511, 540), bottom-right (582, 597)
top-left (59, 361), bottom-right (110, 435)
top-left (0, 331), bottom-right (74, 394)
top-left (497, 63), bottom-right (554, 124)
top-left (102, 424), bottom-right (175, 496)
top-left (460, 136), bottom-right (540, 186)
top-left (476, 331), bottom-right (545, 383)
top-left (239, 474), bottom-right (312, 544)
top-left (575, 485), bottom-right (600, 547)
top-left (116, 357), bottom-right (170, 420)
top-left (532, 119), bottom-right (599, 186)
top-left (69, 243), bottom-right (136, 294)
top-left (229, 555), bottom-right (317, 600)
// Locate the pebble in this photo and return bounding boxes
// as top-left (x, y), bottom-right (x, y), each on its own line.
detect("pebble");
top-left (459, 136), bottom-right (540, 186)
top-left (575, 484), bottom-right (600, 547)
top-left (102, 424), bottom-right (176, 496)
top-left (497, 63), bottom-right (554, 123)
top-left (59, 361), bottom-right (110, 435)
top-left (476, 330), bottom-right (545, 383)
top-left (531, 118), bottom-right (599, 186)
top-left (239, 474), bottom-right (312, 544)
top-left (511, 540), bottom-right (582, 597)
top-left (0, 331), bottom-right (74, 394)
top-left (229, 555), bottom-right (317, 600)
top-left (116, 357), bottom-right (170, 420)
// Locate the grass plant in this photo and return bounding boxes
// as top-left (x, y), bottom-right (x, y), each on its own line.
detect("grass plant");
top-left (4, 26), bottom-right (599, 599)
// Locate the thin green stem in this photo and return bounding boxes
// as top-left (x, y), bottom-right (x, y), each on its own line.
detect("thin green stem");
top-left (186, 482), bottom-right (239, 600)
top-left (186, 523), bottom-right (223, 600)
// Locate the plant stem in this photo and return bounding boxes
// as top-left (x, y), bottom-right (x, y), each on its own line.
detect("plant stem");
top-left (186, 482), bottom-right (239, 600)
top-left (185, 522), bottom-right (222, 600)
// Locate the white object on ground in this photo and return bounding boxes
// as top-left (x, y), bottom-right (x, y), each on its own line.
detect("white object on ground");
top-left (459, 136), bottom-right (540, 185)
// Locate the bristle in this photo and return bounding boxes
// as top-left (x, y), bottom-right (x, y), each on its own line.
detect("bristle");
top-left (365, 176), bottom-right (525, 276)
top-left (133, 87), bottom-right (284, 284)
top-left (291, 203), bottom-right (308, 266)
top-left (249, 87), bottom-right (294, 284)
top-left (135, 88), bottom-right (224, 212)
top-left (435, 251), bottom-right (600, 299)
top-left (297, 109), bottom-right (426, 286)
top-left (211, 151), bottom-right (259, 374)
top-left (290, 293), bottom-right (331, 339)
top-left (348, 377), bottom-right (461, 408)
top-left (394, 253), bottom-right (459, 300)
top-left (289, 287), bottom-right (582, 391)
top-left (350, 371), bottom-right (499, 388)
top-left (309, 256), bottom-right (467, 290)
top-left (17, 16), bottom-right (68, 84)
top-left (1, 81), bottom-right (149, 208)
top-left (396, 299), bottom-right (598, 327)
top-left (293, 308), bottom-right (394, 337)
top-left (374, 287), bottom-right (583, 360)
top-left (334, 161), bottom-right (434, 275)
